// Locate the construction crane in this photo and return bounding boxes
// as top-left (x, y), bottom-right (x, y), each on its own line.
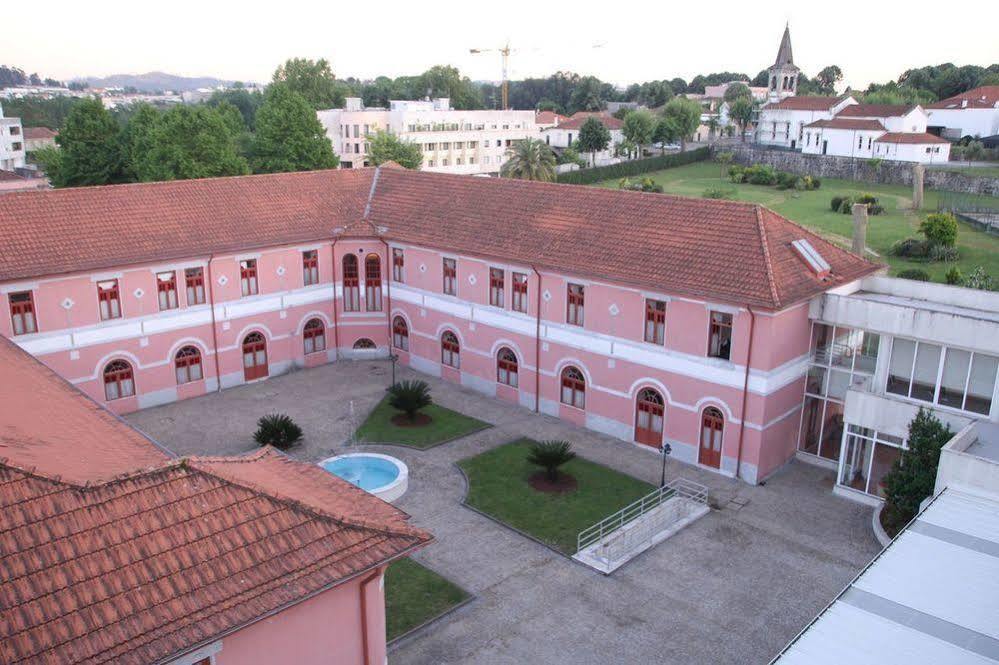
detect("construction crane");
top-left (469, 41), bottom-right (513, 109)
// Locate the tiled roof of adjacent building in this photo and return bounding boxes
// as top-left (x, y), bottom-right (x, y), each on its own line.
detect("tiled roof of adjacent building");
top-left (836, 104), bottom-right (916, 118)
top-left (535, 110), bottom-right (567, 125)
top-left (762, 96), bottom-right (850, 111)
top-left (0, 170), bottom-right (29, 182)
top-left (555, 113), bottom-right (624, 130)
top-left (22, 126), bottom-right (58, 140)
top-left (0, 337), bottom-right (431, 665)
top-left (874, 132), bottom-right (950, 144)
top-left (927, 85), bottom-right (999, 110)
top-left (805, 118), bottom-right (886, 131)
top-left (0, 166), bottom-right (878, 310)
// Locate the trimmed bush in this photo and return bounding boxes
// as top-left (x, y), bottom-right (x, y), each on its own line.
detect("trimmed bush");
top-left (890, 237), bottom-right (929, 258)
top-left (856, 193), bottom-right (879, 205)
top-left (703, 186), bottom-right (736, 199)
top-left (803, 175), bottom-right (821, 190)
top-left (945, 267), bottom-right (963, 285)
top-left (881, 409), bottom-right (951, 536)
top-left (556, 147), bottom-right (710, 184)
top-left (728, 165), bottom-right (746, 183)
top-left (388, 380), bottom-right (433, 423)
top-left (526, 440), bottom-right (577, 482)
top-left (620, 176), bottom-right (664, 193)
top-left (839, 198), bottom-right (855, 214)
top-left (868, 204), bottom-right (885, 216)
top-left (743, 164), bottom-right (778, 185)
top-left (254, 414), bottom-right (303, 450)
top-left (919, 212), bottom-right (959, 248)
top-left (774, 171), bottom-right (800, 190)
top-left (830, 196), bottom-right (845, 212)
top-left (897, 268), bottom-right (930, 281)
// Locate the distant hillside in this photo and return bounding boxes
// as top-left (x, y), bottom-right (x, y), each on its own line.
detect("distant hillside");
top-left (79, 71), bottom-right (237, 92)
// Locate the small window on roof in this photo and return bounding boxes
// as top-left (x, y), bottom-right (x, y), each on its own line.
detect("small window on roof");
top-left (791, 239), bottom-right (831, 278)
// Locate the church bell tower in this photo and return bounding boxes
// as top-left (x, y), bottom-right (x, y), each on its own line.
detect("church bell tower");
top-left (767, 24), bottom-right (800, 101)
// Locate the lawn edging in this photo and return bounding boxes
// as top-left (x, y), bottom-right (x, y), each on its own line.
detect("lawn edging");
top-left (387, 566), bottom-right (475, 650)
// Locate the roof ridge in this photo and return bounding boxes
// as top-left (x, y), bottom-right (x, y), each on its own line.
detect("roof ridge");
top-left (754, 206), bottom-right (782, 309)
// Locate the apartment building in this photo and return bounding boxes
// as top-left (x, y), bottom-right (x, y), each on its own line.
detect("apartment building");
top-left (0, 102), bottom-right (27, 171)
top-left (317, 97), bottom-right (540, 174)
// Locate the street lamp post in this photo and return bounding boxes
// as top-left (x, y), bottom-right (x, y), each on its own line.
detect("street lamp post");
top-left (659, 442), bottom-right (672, 488)
top-left (388, 352), bottom-right (399, 389)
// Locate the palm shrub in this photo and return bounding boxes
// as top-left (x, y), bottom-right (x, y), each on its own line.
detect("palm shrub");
top-left (527, 440), bottom-right (576, 482)
top-left (254, 414), bottom-right (303, 449)
top-left (501, 138), bottom-right (557, 182)
top-left (388, 380), bottom-right (433, 423)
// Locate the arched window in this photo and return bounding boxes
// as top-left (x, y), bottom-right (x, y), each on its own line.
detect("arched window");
top-left (441, 331), bottom-right (460, 368)
top-left (342, 254), bottom-right (360, 312)
top-left (392, 316), bottom-right (409, 351)
top-left (353, 338), bottom-right (376, 349)
top-left (635, 388), bottom-right (665, 446)
top-left (174, 346), bottom-right (203, 384)
top-left (365, 254), bottom-right (382, 311)
top-left (560, 366), bottom-right (585, 409)
top-left (103, 359), bottom-right (135, 401)
top-left (497, 347), bottom-right (518, 387)
top-left (699, 407), bottom-right (725, 469)
top-left (303, 318), bottom-right (326, 354)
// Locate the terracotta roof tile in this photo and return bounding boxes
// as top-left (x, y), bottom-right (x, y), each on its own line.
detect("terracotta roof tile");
top-left (762, 96), bottom-right (849, 111)
top-left (555, 113), bottom-right (624, 130)
top-left (874, 132), bottom-right (950, 144)
top-left (805, 118), bottom-right (886, 131)
top-left (23, 127), bottom-right (58, 140)
top-left (836, 104), bottom-right (915, 118)
top-left (927, 86), bottom-right (999, 109)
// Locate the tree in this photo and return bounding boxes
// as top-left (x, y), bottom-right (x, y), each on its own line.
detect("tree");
top-left (366, 130), bottom-right (423, 169)
top-left (963, 140), bottom-right (985, 165)
top-left (119, 103), bottom-right (160, 181)
top-left (420, 65), bottom-right (482, 110)
top-left (661, 97), bottom-right (702, 150)
top-left (652, 117), bottom-right (677, 154)
top-left (569, 76), bottom-right (605, 114)
top-left (527, 440), bottom-right (576, 482)
top-left (815, 66), bottom-right (844, 95)
top-left (134, 104), bottom-right (249, 182)
top-left (250, 84), bottom-right (338, 174)
top-left (500, 138), bottom-right (556, 181)
top-left (723, 82), bottom-right (751, 104)
top-left (621, 109), bottom-right (656, 158)
top-left (272, 58), bottom-right (346, 109)
top-left (638, 80), bottom-right (673, 108)
top-left (388, 380), bottom-right (433, 423)
top-left (919, 212), bottom-right (959, 247)
top-left (576, 117), bottom-right (611, 166)
top-left (728, 97), bottom-right (754, 143)
top-left (715, 151), bottom-right (734, 179)
top-left (207, 87), bottom-right (263, 130)
top-left (47, 97), bottom-right (124, 187)
top-left (881, 409), bottom-right (952, 535)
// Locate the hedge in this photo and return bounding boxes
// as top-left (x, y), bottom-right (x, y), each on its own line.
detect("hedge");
top-left (556, 147), bottom-right (711, 184)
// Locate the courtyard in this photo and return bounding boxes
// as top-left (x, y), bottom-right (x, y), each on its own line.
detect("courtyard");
top-left (126, 360), bottom-right (881, 664)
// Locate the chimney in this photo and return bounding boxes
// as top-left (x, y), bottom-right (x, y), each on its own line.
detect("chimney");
top-left (851, 203), bottom-right (868, 256)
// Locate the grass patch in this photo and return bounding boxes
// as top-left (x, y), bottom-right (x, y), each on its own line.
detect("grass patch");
top-left (458, 438), bottom-right (655, 554)
top-left (385, 558), bottom-right (470, 641)
top-left (594, 161), bottom-right (999, 283)
top-left (355, 395), bottom-right (489, 448)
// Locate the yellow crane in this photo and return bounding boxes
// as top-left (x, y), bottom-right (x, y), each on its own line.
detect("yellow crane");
top-left (469, 41), bottom-right (513, 109)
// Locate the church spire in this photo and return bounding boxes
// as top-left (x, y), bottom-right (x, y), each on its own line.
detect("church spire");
top-left (775, 24), bottom-right (793, 66)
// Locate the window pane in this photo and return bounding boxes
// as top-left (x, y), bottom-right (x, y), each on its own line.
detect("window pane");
top-left (806, 366), bottom-right (827, 396)
top-left (827, 369), bottom-right (851, 401)
top-left (868, 443), bottom-right (903, 498)
top-left (819, 401), bottom-right (844, 462)
top-left (886, 339), bottom-right (916, 396)
top-left (938, 348), bottom-right (971, 409)
top-left (190, 363), bottom-right (202, 380)
top-left (967, 354), bottom-right (998, 415)
top-left (798, 396), bottom-right (824, 455)
top-left (855, 332), bottom-right (880, 374)
top-left (911, 343), bottom-right (941, 401)
top-left (839, 431), bottom-right (873, 492)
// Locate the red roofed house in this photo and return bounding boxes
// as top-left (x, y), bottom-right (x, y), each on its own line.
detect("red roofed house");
top-left (757, 95), bottom-right (858, 149)
top-left (541, 112), bottom-right (625, 165)
top-left (0, 334), bottom-right (432, 664)
top-left (800, 104), bottom-right (949, 163)
top-left (926, 85), bottom-right (999, 140)
top-left (23, 126), bottom-right (58, 153)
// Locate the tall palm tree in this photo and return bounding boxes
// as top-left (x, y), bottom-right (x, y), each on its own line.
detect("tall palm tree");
top-left (501, 138), bottom-right (557, 182)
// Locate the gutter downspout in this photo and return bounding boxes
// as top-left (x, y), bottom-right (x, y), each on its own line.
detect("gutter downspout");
top-left (359, 568), bottom-right (382, 665)
top-left (734, 306), bottom-right (756, 481)
top-left (205, 254), bottom-right (223, 392)
top-left (330, 237), bottom-right (341, 359)
top-left (531, 265), bottom-right (542, 413)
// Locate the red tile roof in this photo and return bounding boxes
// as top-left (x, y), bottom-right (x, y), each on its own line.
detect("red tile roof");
top-left (555, 113), bottom-right (624, 130)
top-left (874, 132), bottom-right (950, 144)
top-left (762, 96), bottom-right (850, 111)
top-left (805, 118), bottom-right (886, 131)
top-left (927, 86), bottom-right (999, 110)
top-left (0, 166), bottom-right (878, 310)
top-left (0, 169), bottom-right (28, 182)
top-left (836, 104), bottom-right (916, 118)
top-left (0, 337), bottom-right (431, 665)
top-left (23, 127), bottom-right (58, 140)
top-left (535, 110), bottom-right (567, 125)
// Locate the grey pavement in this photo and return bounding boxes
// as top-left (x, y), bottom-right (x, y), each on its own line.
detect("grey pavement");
top-left (127, 359), bottom-right (881, 665)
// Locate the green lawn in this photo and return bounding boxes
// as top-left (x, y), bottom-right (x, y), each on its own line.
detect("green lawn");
top-left (385, 558), bottom-right (470, 641)
top-left (355, 395), bottom-right (490, 448)
top-left (596, 161), bottom-right (999, 283)
top-left (458, 438), bottom-right (656, 554)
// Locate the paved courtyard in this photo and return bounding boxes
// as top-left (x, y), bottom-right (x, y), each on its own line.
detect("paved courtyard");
top-left (127, 360), bottom-right (882, 665)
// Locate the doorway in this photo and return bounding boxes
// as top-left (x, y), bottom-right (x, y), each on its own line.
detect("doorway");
top-left (242, 332), bottom-right (268, 381)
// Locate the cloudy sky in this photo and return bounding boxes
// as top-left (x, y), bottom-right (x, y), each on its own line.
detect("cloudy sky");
top-left (8, 0), bottom-right (996, 90)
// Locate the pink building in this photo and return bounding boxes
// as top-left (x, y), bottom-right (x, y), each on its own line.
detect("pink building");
top-left (0, 335), bottom-right (432, 664)
top-left (0, 166), bottom-right (877, 485)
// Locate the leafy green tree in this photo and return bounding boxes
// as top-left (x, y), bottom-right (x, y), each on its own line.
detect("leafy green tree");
top-left (272, 58), bottom-right (346, 109)
top-left (621, 109), bottom-right (656, 158)
top-left (47, 97), bottom-right (124, 187)
top-left (420, 65), bottom-right (483, 110)
top-left (881, 409), bottom-right (952, 535)
top-left (728, 97), bottom-right (754, 143)
top-left (815, 66), bottom-right (844, 94)
top-left (661, 97), bottom-right (702, 150)
top-left (250, 84), bottom-right (338, 174)
top-left (652, 117), bottom-right (677, 154)
top-left (963, 140), bottom-right (985, 165)
top-left (638, 80), bottom-right (673, 108)
top-left (569, 76), bottom-right (605, 114)
top-left (501, 138), bottom-right (556, 181)
top-left (715, 151), bottom-right (734, 179)
top-left (2, 95), bottom-right (82, 130)
top-left (207, 87), bottom-right (263, 129)
top-left (576, 117), bottom-right (611, 166)
top-left (919, 212), bottom-right (959, 247)
top-left (136, 104), bottom-right (249, 181)
top-left (119, 103), bottom-right (160, 181)
top-left (366, 130), bottom-right (422, 169)
top-left (723, 82), bottom-right (751, 104)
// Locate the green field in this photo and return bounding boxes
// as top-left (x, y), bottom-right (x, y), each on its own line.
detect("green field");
top-left (595, 161), bottom-right (999, 283)
top-left (355, 395), bottom-right (490, 448)
top-left (385, 558), bottom-right (470, 640)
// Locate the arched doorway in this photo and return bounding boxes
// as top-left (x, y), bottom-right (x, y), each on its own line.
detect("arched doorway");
top-left (634, 388), bottom-right (665, 447)
top-left (698, 407), bottom-right (724, 468)
top-left (242, 332), bottom-right (268, 381)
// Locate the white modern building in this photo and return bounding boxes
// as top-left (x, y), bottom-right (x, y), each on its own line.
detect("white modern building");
top-left (317, 97), bottom-right (540, 175)
top-left (926, 85), bottom-right (999, 140)
top-left (801, 105), bottom-right (951, 163)
top-left (757, 95), bottom-right (857, 149)
top-left (541, 112), bottom-right (625, 166)
top-left (0, 103), bottom-right (26, 171)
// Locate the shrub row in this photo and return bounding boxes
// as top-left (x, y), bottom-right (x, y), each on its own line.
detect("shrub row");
top-left (728, 164), bottom-right (820, 191)
top-left (556, 147), bottom-right (711, 185)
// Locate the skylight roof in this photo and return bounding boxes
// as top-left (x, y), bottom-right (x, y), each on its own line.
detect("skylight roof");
top-left (792, 239), bottom-right (831, 277)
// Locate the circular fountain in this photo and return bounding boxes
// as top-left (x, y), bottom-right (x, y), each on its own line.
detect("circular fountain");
top-left (319, 453), bottom-right (409, 502)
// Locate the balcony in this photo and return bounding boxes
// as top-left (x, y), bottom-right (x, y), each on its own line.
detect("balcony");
top-left (843, 388), bottom-right (974, 440)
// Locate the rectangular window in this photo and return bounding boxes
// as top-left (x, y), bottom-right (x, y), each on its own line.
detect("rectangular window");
top-left (185, 267), bottom-right (206, 305)
top-left (302, 250), bottom-right (319, 286)
top-left (9, 291), bottom-right (36, 335)
top-left (566, 283), bottom-right (584, 326)
top-left (489, 267), bottom-right (504, 307)
top-left (886, 338), bottom-right (997, 415)
top-left (392, 248), bottom-right (404, 282)
top-left (512, 272), bottom-right (528, 313)
top-left (97, 280), bottom-right (121, 320)
top-left (240, 259), bottom-right (258, 296)
top-left (708, 311), bottom-right (732, 360)
top-left (442, 258), bottom-right (456, 296)
top-left (156, 271), bottom-right (178, 311)
top-left (645, 299), bottom-right (666, 345)
top-left (365, 257), bottom-right (382, 311)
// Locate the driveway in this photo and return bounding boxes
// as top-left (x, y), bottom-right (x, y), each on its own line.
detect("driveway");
top-left (127, 360), bottom-right (881, 664)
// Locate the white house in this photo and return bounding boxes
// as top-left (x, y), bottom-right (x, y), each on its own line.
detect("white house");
top-left (318, 97), bottom-right (540, 175)
top-left (872, 132), bottom-right (950, 163)
top-left (0, 103), bottom-right (26, 171)
top-left (837, 104), bottom-right (928, 132)
top-left (757, 95), bottom-right (857, 149)
top-left (802, 118), bottom-right (886, 158)
top-left (541, 112), bottom-right (625, 165)
top-left (926, 85), bottom-right (999, 140)
top-left (800, 104), bottom-right (950, 163)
